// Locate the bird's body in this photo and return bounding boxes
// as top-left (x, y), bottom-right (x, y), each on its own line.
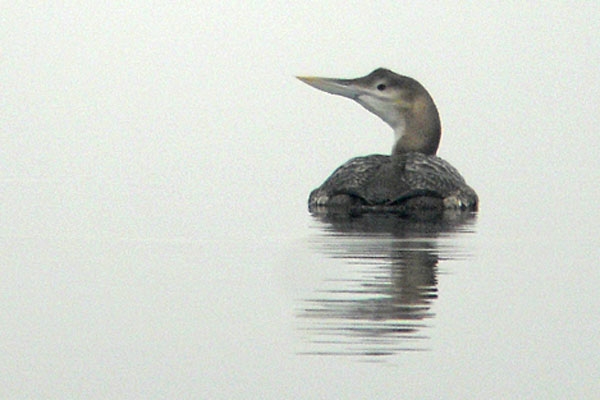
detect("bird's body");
top-left (308, 152), bottom-right (477, 215)
top-left (297, 68), bottom-right (478, 216)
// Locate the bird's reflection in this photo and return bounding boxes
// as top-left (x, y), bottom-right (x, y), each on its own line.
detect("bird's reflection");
top-left (298, 212), bottom-right (477, 360)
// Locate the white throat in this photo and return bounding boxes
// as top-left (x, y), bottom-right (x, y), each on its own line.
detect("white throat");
top-left (393, 120), bottom-right (406, 144)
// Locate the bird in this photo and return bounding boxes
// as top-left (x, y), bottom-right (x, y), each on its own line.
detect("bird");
top-left (297, 68), bottom-right (478, 216)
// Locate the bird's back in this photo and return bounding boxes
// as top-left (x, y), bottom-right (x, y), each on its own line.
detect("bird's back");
top-left (308, 152), bottom-right (477, 215)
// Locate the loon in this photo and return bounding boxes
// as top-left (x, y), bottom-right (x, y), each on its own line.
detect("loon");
top-left (297, 68), bottom-right (478, 215)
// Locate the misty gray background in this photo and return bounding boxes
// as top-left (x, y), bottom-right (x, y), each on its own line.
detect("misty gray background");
top-left (2, 2), bottom-right (599, 399)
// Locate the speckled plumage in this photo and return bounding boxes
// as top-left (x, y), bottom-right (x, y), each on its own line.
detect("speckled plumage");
top-left (308, 152), bottom-right (477, 214)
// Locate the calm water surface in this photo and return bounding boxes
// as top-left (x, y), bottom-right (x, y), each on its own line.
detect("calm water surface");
top-left (297, 213), bottom-right (477, 358)
top-left (1, 177), bottom-right (598, 399)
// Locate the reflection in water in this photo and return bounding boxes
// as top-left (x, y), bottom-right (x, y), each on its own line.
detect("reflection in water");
top-left (298, 213), bottom-right (477, 360)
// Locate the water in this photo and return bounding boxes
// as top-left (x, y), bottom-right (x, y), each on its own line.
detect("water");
top-left (1, 179), bottom-right (598, 398)
top-left (2, 3), bottom-right (599, 398)
top-left (297, 214), bottom-right (477, 358)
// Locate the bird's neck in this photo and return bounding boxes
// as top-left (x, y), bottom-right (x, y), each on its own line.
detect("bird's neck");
top-left (391, 94), bottom-right (441, 156)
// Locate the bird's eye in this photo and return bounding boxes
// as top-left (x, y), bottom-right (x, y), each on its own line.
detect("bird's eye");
top-left (377, 84), bottom-right (386, 91)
